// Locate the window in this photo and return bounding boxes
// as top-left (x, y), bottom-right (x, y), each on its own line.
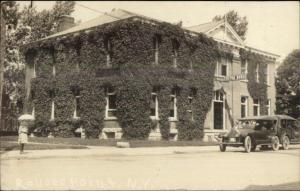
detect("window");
top-left (33, 62), bottom-right (36, 78)
top-left (241, 59), bottom-right (247, 75)
top-left (154, 35), bottom-right (160, 65)
top-left (255, 64), bottom-right (259, 82)
top-left (221, 63), bottom-right (227, 76)
top-left (169, 89), bottom-right (177, 120)
top-left (253, 98), bottom-right (260, 116)
top-left (267, 99), bottom-right (271, 115)
top-left (216, 58), bottom-right (229, 77)
top-left (187, 96), bottom-right (193, 121)
top-left (32, 105), bottom-right (35, 118)
top-left (105, 39), bottom-right (112, 68)
top-left (214, 90), bottom-right (224, 101)
top-left (50, 101), bottom-right (55, 120)
top-left (150, 92), bottom-right (158, 119)
top-left (215, 60), bottom-right (219, 76)
top-left (53, 65), bottom-right (56, 76)
top-left (49, 89), bottom-right (55, 120)
top-left (241, 96), bottom-right (248, 118)
top-left (265, 64), bottom-right (269, 85)
top-left (73, 96), bottom-right (81, 119)
top-left (105, 87), bottom-right (117, 119)
top-left (172, 39), bottom-right (179, 68)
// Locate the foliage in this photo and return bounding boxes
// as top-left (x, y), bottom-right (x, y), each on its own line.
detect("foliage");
top-left (24, 19), bottom-right (223, 140)
top-left (240, 49), bottom-right (269, 115)
top-left (276, 49), bottom-right (300, 118)
top-left (213, 10), bottom-right (248, 40)
top-left (3, 1), bottom-right (75, 122)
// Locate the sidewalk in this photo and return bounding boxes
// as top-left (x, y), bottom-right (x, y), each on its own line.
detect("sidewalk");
top-left (0, 144), bottom-right (219, 160)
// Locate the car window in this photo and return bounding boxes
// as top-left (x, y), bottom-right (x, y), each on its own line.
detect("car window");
top-left (254, 120), bottom-right (276, 131)
top-left (239, 121), bottom-right (255, 129)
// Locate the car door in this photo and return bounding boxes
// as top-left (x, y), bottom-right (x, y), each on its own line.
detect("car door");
top-left (253, 121), bottom-right (267, 144)
top-left (255, 120), bottom-right (277, 144)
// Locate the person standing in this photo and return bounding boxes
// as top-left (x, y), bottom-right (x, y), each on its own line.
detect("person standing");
top-left (18, 114), bottom-right (34, 154)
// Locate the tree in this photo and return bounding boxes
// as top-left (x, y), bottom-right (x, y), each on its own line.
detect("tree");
top-left (1, 1), bottom-right (20, 130)
top-left (276, 49), bottom-right (300, 119)
top-left (2, 1), bottom-right (75, 129)
top-left (213, 10), bottom-right (248, 40)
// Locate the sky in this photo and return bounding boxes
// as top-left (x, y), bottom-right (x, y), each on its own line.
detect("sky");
top-left (19, 1), bottom-right (299, 61)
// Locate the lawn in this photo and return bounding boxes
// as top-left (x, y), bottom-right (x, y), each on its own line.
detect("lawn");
top-left (1, 136), bottom-right (217, 148)
top-left (0, 141), bottom-right (87, 151)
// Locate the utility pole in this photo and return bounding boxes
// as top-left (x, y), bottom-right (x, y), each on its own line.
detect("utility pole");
top-left (0, 2), bottom-right (6, 129)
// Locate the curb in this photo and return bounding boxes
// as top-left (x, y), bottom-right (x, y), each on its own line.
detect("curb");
top-left (0, 146), bottom-right (220, 160)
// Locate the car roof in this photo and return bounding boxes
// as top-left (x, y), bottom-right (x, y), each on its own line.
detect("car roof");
top-left (238, 115), bottom-right (296, 121)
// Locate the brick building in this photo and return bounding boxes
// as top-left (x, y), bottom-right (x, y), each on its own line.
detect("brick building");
top-left (23, 9), bottom-right (279, 141)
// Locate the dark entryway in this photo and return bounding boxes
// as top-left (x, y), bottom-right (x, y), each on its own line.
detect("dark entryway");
top-left (214, 102), bottom-right (223, 129)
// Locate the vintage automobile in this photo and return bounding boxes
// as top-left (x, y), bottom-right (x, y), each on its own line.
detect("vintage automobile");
top-left (218, 115), bottom-right (300, 153)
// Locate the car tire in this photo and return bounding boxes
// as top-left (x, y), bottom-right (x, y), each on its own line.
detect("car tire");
top-left (219, 144), bottom-right (226, 152)
top-left (244, 136), bottom-right (252, 153)
top-left (271, 136), bottom-right (280, 151)
top-left (282, 135), bottom-right (290, 150)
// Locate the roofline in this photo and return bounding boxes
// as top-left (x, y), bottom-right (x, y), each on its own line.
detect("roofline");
top-left (22, 10), bottom-right (280, 60)
top-left (245, 46), bottom-right (280, 59)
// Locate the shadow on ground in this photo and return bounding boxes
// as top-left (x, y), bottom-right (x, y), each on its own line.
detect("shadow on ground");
top-left (244, 181), bottom-right (300, 190)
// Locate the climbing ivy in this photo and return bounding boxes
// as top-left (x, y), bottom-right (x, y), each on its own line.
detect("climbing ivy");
top-left (240, 49), bottom-right (269, 115)
top-left (24, 18), bottom-right (230, 140)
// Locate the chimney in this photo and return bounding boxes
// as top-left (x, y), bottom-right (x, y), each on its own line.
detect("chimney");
top-left (57, 15), bottom-right (75, 32)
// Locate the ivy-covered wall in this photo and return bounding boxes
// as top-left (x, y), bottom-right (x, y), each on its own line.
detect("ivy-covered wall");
top-left (23, 18), bottom-right (232, 140)
top-left (240, 49), bottom-right (269, 115)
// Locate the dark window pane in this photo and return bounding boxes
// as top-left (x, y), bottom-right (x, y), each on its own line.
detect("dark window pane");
top-left (254, 106), bottom-right (258, 116)
top-left (241, 105), bottom-right (246, 118)
top-left (253, 99), bottom-right (259, 104)
top-left (169, 97), bottom-right (174, 110)
top-left (221, 65), bottom-right (227, 76)
top-left (169, 110), bottom-right (174, 117)
top-left (109, 94), bottom-right (116, 109)
top-left (241, 97), bottom-right (246, 103)
top-left (150, 109), bottom-right (156, 116)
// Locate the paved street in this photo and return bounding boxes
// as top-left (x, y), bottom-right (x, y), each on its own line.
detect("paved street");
top-left (1, 146), bottom-right (300, 190)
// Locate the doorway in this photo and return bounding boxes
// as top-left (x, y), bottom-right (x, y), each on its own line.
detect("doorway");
top-left (213, 90), bottom-right (225, 130)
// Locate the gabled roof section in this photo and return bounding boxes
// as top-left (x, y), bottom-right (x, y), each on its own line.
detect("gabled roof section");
top-left (187, 20), bottom-right (223, 33)
top-left (44, 9), bottom-right (138, 40)
top-left (187, 19), bottom-right (245, 47)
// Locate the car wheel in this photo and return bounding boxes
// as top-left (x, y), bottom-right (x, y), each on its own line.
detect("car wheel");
top-left (271, 136), bottom-right (280, 151)
top-left (244, 136), bottom-right (252, 153)
top-left (282, 135), bottom-right (290, 150)
top-left (219, 144), bottom-right (226, 152)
